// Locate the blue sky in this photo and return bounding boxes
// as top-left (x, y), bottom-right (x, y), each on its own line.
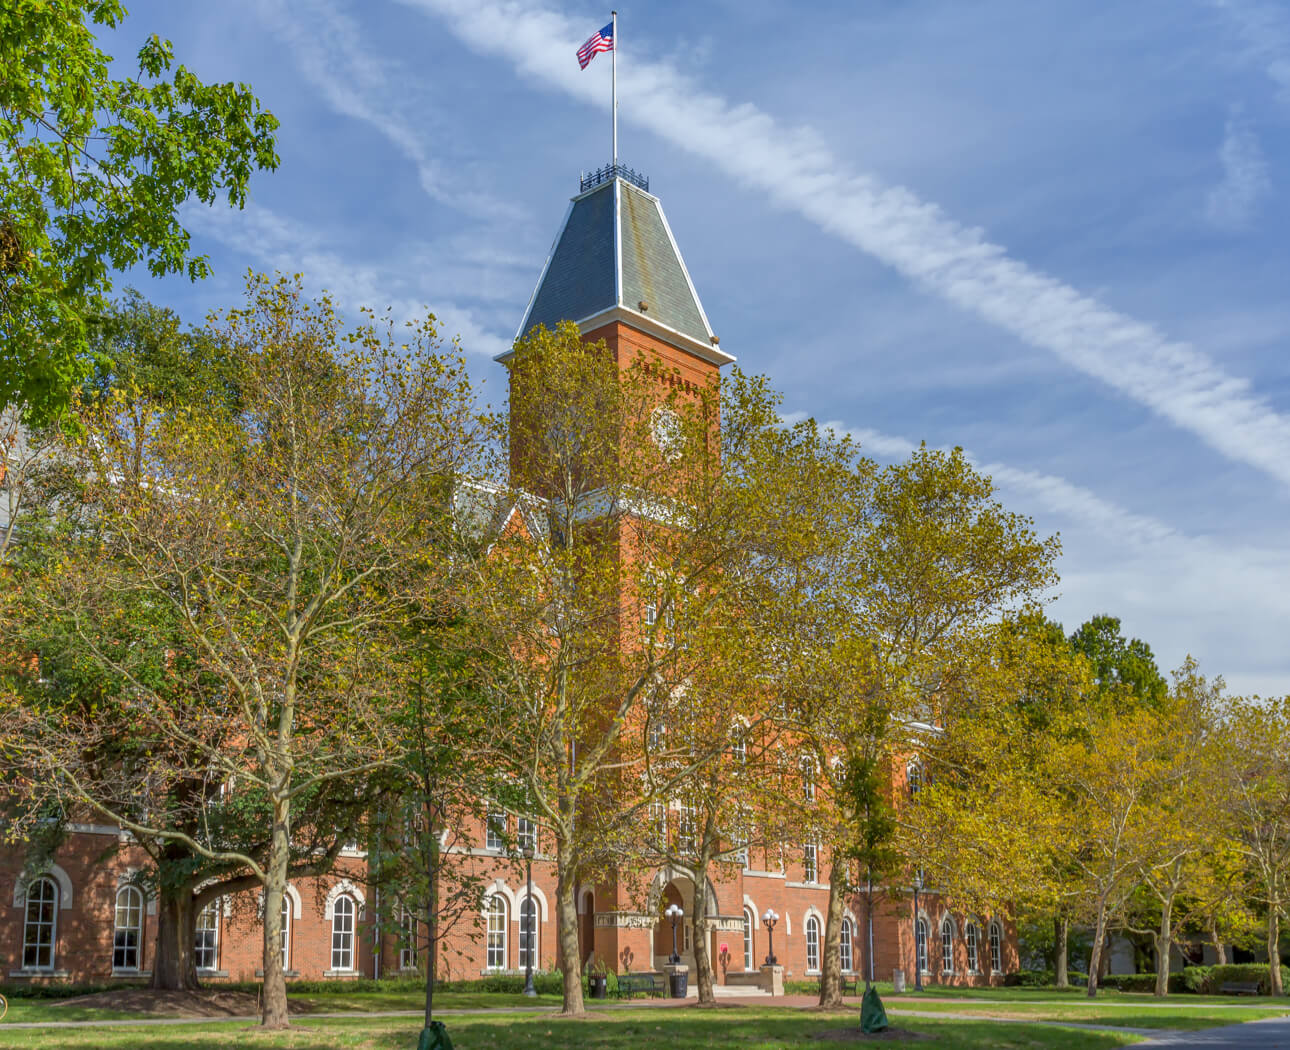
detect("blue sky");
top-left (109, 0), bottom-right (1290, 696)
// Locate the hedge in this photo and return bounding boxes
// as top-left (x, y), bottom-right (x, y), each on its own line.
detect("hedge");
top-left (1003, 969), bottom-right (1089, 987)
top-left (1206, 963), bottom-right (1290, 995)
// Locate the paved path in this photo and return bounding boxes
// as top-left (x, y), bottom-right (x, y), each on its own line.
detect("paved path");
top-left (1136, 1015), bottom-right (1290, 1047)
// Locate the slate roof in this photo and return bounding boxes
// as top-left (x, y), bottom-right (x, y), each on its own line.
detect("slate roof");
top-left (512, 177), bottom-right (730, 363)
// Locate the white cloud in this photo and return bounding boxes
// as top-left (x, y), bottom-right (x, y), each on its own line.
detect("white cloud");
top-left (183, 202), bottom-right (512, 358)
top-left (1210, 0), bottom-right (1290, 105)
top-left (250, 0), bottom-right (521, 220)
top-left (1206, 108), bottom-right (1271, 230)
top-left (400, 0), bottom-right (1290, 491)
top-left (812, 416), bottom-right (1290, 696)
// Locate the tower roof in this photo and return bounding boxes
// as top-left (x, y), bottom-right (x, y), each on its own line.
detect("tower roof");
top-left (504, 170), bottom-right (734, 366)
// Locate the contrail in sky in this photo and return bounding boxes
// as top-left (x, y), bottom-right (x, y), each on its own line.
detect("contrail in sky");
top-left (400, 0), bottom-right (1290, 490)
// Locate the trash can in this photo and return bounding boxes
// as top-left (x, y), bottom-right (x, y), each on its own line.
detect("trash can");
top-left (417, 1022), bottom-right (454, 1050)
top-left (588, 974), bottom-right (608, 999)
top-left (892, 968), bottom-right (906, 994)
top-left (669, 969), bottom-right (688, 998)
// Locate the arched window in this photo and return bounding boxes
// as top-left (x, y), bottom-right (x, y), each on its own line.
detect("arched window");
top-left (331, 895), bottom-right (355, 971)
top-left (840, 918), bottom-right (854, 973)
top-left (281, 896), bottom-right (292, 970)
top-left (23, 876), bottom-right (58, 971)
top-left (965, 921), bottom-right (980, 973)
top-left (486, 896), bottom-right (507, 971)
top-left (805, 915), bottom-right (821, 972)
top-left (906, 760), bottom-right (923, 797)
top-left (398, 901), bottom-right (418, 971)
top-left (742, 907), bottom-right (754, 970)
top-left (940, 916), bottom-right (955, 973)
top-left (988, 920), bottom-right (1003, 974)
top-left (195, 901), bottom-right (220, 971)
top-left (915, 916), bottom-right (929, 975)
top-left (113, 886), bottom-right (144, 971)
top-left (519, 896), bottom-right (538, 970)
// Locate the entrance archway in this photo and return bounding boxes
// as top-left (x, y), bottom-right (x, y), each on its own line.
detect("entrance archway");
top-left (647, 866), bottom-right (719, 973)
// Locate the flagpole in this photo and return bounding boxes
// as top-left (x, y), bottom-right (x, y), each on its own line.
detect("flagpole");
top-left (611, 10), bottom-right (618, 168)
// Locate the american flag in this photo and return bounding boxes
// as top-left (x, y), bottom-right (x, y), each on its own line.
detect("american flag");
top-left (577, 22), bottom-right (614, 69)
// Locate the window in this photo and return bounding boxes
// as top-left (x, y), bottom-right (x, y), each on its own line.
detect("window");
top-left (486, 809), bottom-right (506, 852)
top-left (113, 886), bottom-right (144, 971)
top-left (398, 902), bottom-right (418, 971)
top-left (519, 896), bottom-right (538, 970)
top-left (800, 754), bottom-right (816, 801)
top-left (805, 915), bottom-right (820, 972)
top-left (281, 896), bottom-right (292, 970)
top-left (803, 842), bottom-right (818, 883)
top-left (966, 922), bottom-right (980, 973)
top-left (733, 824), bottom-right (750, 867)
top-left (649, 802), bottom-right (668, 845)
top-left (906, 760), bottom-right (923, 797)
top-left (195, 901), bottom-right (220, 971)
top-left (743, 907), bottom-right (754, 970)
top-left (648, 718), bottom-right (666, 752)
top-left (331, 895), bottom-right (355, 971)
top-left (486, 896), bottom-right (507, 971)
top-left (940, 916), bottom-right (955, 974)
top-left (915, 917), bottom-right (929, 975)
top-left (677, 804), bottom-right (697, 854)
top-left (517, 816), bottom-right (537, 855)
top-left (989, 921), bottom-right (1003, 974)
top-left (730, 727), bottom-right (747, 765)
top-left (22, 876), bottom-right (57, 971)
top-left (840, 918), bottom-right (854, 973)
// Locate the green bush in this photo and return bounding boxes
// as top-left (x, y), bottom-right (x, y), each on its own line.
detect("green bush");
top-left (1101, 973), bottom-right (1156, 993)
top-left (1003, 969), bottom-right (1053, 987)
top-left (1206, 963), bottom-right (1290, 995)
top-left (1175, 966), bottom-right (1211, 994)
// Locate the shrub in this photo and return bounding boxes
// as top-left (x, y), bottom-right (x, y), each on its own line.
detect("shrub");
top-left (1100, 973), bottom-right (1156, 993)
top-left (1003, 969), bottom-right (1053, 987)
top-left (1206, 963), bottom-right (1290, 995)
top-left (1174, 966), bottom-right (1211, 994)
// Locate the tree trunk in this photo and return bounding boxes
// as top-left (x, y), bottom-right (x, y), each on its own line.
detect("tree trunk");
top-left (423, 797), bottom-right (439, 1028)
top-left (151, 876), bottom-right (199, 991)
top-left (690, 829), bottom-right (716, 1004)
top-left (555, 852), bottom-right (585, 1016)
top-left (818, 859), bottom-right (847, 1007)
top-left (260, 800), bottom-right (291, 1029)
top-left (1053, 916), bottom-right (1069, 989)
top-left (1209, 921), bottom-right (1228, 966)
top-left (1154, 895), bottom-right (1173, 997)
top-left (1086, 904), bottom-right (1108, 998)
top-left (1267, 909), bottom-right (1282, 996)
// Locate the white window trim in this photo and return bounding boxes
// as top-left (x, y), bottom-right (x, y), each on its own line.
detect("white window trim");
top-left (112, 885), bottom-right (145, 972)
top-left (21, 875), bottom-right (59, 973)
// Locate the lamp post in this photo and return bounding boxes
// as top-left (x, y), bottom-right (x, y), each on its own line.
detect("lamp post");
top-left (762, 908), bottom-right (779, 966)
top-left (666, 903), bottom-right (684, 965)
top-left (912, 870), bottom-right (924, 992)
top-left (522, 841), bottom-right (536, 997)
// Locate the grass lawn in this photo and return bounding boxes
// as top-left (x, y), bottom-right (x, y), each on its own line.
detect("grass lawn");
top-left (0, 990), bottom-right (559, 1025)
top-left (0, 1005), bottom-right (1148, 1049)
top-left (886, 997), bottom-right (1290, 1030)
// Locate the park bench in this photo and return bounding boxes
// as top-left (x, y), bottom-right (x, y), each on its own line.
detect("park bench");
top-left (841, 975), bottom-right (861, 996)
top-left (1219, 980), bottom-right (1262, 996)
top-left (617, 972), bottom-right (666, 999)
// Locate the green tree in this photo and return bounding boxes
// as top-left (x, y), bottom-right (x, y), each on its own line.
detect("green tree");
top-left (0, 1), bottom-right (278, 421)
top-left (1069, 615), bottom-right (1167, 708)
top-left (3, 274), bottom-right (484, 1026)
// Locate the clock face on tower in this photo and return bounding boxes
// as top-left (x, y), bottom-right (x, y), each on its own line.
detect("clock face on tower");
top-left (650, 406), bottom-right (683, 461)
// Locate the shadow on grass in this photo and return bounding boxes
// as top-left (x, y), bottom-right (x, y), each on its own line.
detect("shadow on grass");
top-left (0, 1009), bottom-right (1155, 1050)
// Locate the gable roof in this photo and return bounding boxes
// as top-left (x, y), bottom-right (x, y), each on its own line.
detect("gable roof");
top-left (508, 176), bottom-right (734, 367)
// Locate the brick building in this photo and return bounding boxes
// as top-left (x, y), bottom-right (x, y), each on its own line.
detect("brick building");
top-left (0, 166), bottom-right (1017, 990)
